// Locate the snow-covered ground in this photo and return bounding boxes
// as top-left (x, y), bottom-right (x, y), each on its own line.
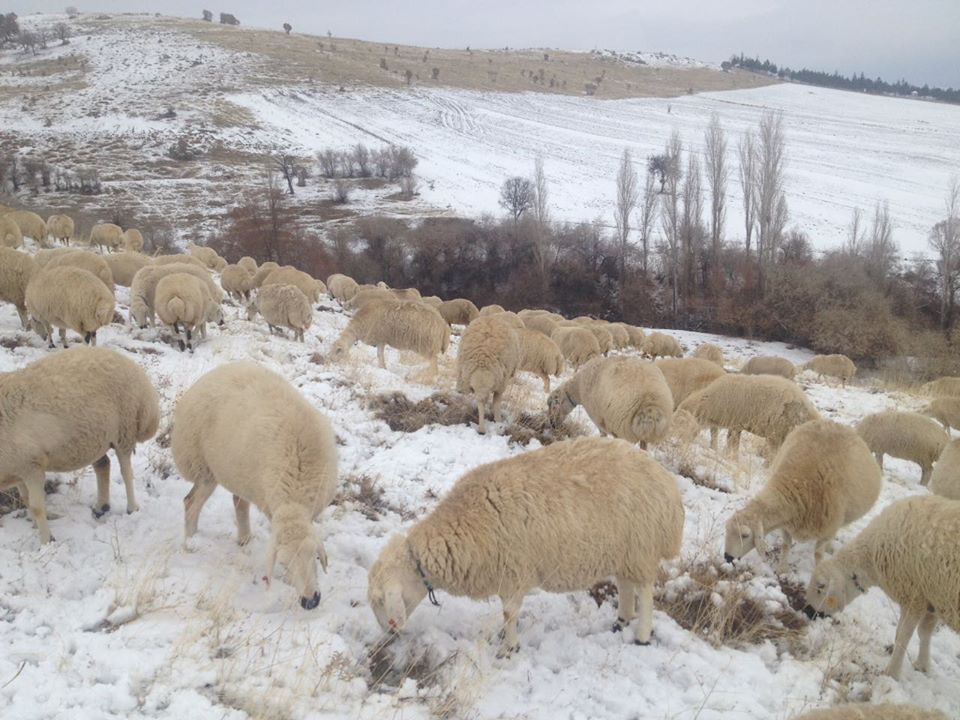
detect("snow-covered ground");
top-left (0, 261), bottom-right (958, 719)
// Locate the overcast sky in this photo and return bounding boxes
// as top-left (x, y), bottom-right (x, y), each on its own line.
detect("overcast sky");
top-left (16, 0), bottom-right (960, 88)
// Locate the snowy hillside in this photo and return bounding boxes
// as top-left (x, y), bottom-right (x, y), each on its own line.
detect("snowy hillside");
top-left (1, 258), bottom-right (958, 719)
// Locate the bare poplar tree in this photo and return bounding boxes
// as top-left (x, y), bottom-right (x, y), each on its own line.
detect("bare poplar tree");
top-left (680, 152), bottom-right (703, 306)
top-left (704, 114), bottom-right (727, 292)
top-left (737, 132), bottom-right (757, 256)
top-left (659, 131), bottom-right (683, 320)
top-left (532, 156), bottom-right (550, 276)
top-left (866, 200), bottom-right (897, 282)
top-left (614, 148), bottom-right (640, 284)
top-left (930, 178), bottom-right (960, 331)
top-left (754, 110), bottom-right (788, 291)
top-left (846, 207), bottom-right (865, 257)
top-left (637, 169), bottom-right (658, 275)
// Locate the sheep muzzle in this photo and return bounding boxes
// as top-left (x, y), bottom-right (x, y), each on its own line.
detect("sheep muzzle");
top-left (300, 591), bottom-right (320, 610)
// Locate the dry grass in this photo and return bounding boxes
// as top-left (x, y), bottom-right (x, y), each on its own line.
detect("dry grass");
top-left (369, 391), bottom-right (476, 432)
top-left (0, 479), bottom-right (59, 517)
top-left (333, 474), bottom-right (413, 521)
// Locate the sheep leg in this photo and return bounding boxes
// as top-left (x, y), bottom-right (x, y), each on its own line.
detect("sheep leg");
top-left (540, 373), bottom-right (550, 393)
top-left (375, 344), bottom-right (387, 369)
top-left (778, 531), bottom-right (794, 573)
top-left (116, 449), bottom-right (139, 514)
top-left (92, 454), bottom-right (111, 517)
top-left (233, 495), bottom-right (252, 545)
top-left (22, 473), bottom-right (52, 544)
top-left (709, 426), bottom-right (718, 451)
top-left (496, 592), bottom-right (524, 658)
top-left (15, 306), bottom-right (28, 329)
top-left (920, 464), bottom-right (931, 486)
top-left (613, 577), bottom-right (636, 632)
top-left (886, 606), bottom-right (924, 679)
top-left (183, 482), bottom-right (217, 538)
top-left (476, 398), bottom-right (487, 434)
top-left (634, 580), bottom-right (654, 645)
top-left (185, 327), bottom-right (193, 352)
top-left (492, 390), bottom-right (504, 424)
top-left (914, 610), bottom-right (937, 673)
top-left (874, 452), bottom-right (884, 469)
top-left (813, 536), bottom-right (832, 566)
top-left (59, 327), bottom-right (68, 348)
top-left (727, 429), bottom-right (741, 457)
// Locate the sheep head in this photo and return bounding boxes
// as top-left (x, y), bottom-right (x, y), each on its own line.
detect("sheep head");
top-left (329, 330), bottom-right (355, 360)
top-left (546, 385), bottom-right (576, 427)
top-left (268, 504), bottom-right (324, 610)
top-left (723, 506), bottom-right (767, 563)
top-left (367, 534), bottom-right (427, 634)
top-left (804, 557), bottom-right (865, 619)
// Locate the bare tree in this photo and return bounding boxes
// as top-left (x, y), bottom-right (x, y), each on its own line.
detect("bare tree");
top-left (201, 10), bottom-right (213, 21)
top-left (647, 153), bottom-right (671, 192)
top-left (930, 178), bottom-right (960, 331)
top-left (499, 176), bottom-right (534, 225)
top-left (283, 22), bottom-right (292, 34)
top-left (845, 207), bottom-right (865, 257)
top-left (532, 156), bottom-right (549, 276)
top-left (737, 132), bottom-right (757, 256)
top-left (680, 152), bottom-right (703, 307)
top-left (704, 113), bottom-right (727, 291)
top-left (317, 149), bottom-right (339, 178)
top-left (53, 22), bottom-right (71, 45)
top-left (754, 110), bottom-right (788, 291)
top-left (637, 169), bottom-right (658, 274)
top-left (274, 153), bottom-right (296, 195)
top-left (614, 148), bottom-right (640, 286)
top-left (352, 143), bottom-right (370, 177)
top-left (866, 199), bottom-right (897, 282)
top-left (659, 131), bottom-right (683, 320)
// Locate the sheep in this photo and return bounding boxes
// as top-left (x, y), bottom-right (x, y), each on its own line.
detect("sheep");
top-left (804, 495), bottom-right (960, 679)
top-left (252, 261), bottom-right (281, 288)
top-left (922, 376), bottom-right (960, 398)
top-left (367, 436), bottom-right (684, 655)
top-left (5, 210), bottom-right (46, 247)
top-left (641, 331), bottom-right (683, 359)
top-left (45, 214), bottom-right (74, 245)
top-left (678, 374), bottom-right (819, 454)
top-left (855, 411), bottom-right (947, 485)
top-left (151, 253), bottom-right (209, 269)
top-left (390, 287), bottom-right (421, 302)
top-left (488, 310), bottom-right (524, 330)
top-left (122, 228), bottom-right (144, 253)
top-left (923, 396), bottom-right (960, 432)
top-left (220, 264), bottom-right (255, 302)
top-left (155, 273), bottom-right (210, 351)
top-left (724, 419), bottom-right (881, 572)
top-left (26, 267), bottom-right (115, 348)
top-left (34, 247), bottom-right (77, 267)
top-left (789, 705), bottom-right (946, 720)
top-left (248, 283), bottom-right (312, 342)
top-left (522, 312), bottom-right (559, 337)
top-left (551, 325), bottom-right (601, 369)
top-left (0, 214), bottom-right (21, 248)
top-left (516, 327), bottom-right (564, 392)
top-left (237, 256), bottom-right (258, 274)
top-left (186, 243), bottom-right (223, 270)
top-left (586, 324), bottom-right (614, 355)
top-left (326, 272), bottom-right (359, 303)
top-left (103, 252), bottom-right (152, 287)
top-left (0, 247), bottom-right (39, 328)
top-left (692, 342), bottom-right (724, 367)
top-left (0, 346), bottom-right (159, 543)
top-left (171, 362), bottom-right (338, 610)
top-left (624, 324), bottom-right (646, 348)
top-left (479, 303), bottom-right (506, 316)
top-left (456, 315), bottom-right (521, 433)
top-left (742, 355), bottom-right (797, 379)
top-left (331, 299), bottom-right (449, 375)
top-left (347, 287), bottom-right (395, 311)
top-left (437, 298), bottom-right (479, 326)
top-left (89, 223), bottom-right (123, 253)
top-left (605, 322), bottom-right (631, 349)
top-left (929, 439), bottom-right (960, 500)
top-left (130, 263), bottom-right (223, 328)
top-left (548, 356), bottom-right (673, 448)
top-left (44, 249), bottom-right (115, 293)
top-left (655, 357), bottom-right (726, 409)
top-left (420, 296), bottom-right (442, 306)
top-left (803, 354), bottom-right (856, 385)
top-left (262, 266), bottom-right (323, 303)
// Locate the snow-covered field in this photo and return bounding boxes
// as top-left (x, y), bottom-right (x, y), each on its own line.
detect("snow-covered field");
top-left (1, 264), bottom-right (958, 719)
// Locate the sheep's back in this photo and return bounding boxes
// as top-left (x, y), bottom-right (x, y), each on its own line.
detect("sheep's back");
top-left (856, 411), bottom-right (947, 466)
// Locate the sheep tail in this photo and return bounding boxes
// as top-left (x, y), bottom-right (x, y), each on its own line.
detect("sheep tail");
top-left (168, 296), bottom-right (186, 321)
top-left (633, 405), bottom-right (667, 440)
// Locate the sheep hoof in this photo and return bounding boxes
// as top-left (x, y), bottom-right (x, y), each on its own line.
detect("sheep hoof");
top-left (177, 340), bottom-right (186, 352)
top-left (92, 504), bottom-right (110, 519)
top-left (634, 639), bottom-right (651, 646)
top-left (612, 618), bottom-right (626, 633)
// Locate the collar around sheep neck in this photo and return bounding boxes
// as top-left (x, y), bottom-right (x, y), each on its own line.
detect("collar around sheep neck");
top-left (851, 573), bottom-right (867, 594)
top-left (408, 543), bottom-right (441, 607)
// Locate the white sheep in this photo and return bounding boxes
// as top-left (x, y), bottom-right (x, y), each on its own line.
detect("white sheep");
top-left (186, 243), bottom-right (223, 270)
top-left (5, 210), bottom-right (46, 247)
top-left (389, 287), bottom-right (421, 301)
top-left (347, 287), bottom-right (395, 311)
top-left (550, 325), bottom-right (601, 369)
top-left (655, 357), bottom-right (726, 408)
top-left (516, 327), bottom-right (565, 392)
top-left (89, 223), bottom-right (124, 253)
top-left (331, 299), bottom-right (449, 375)
top-left (641, 331), bottom-right (683, 359)
top-left (252, 261), bottom-right (281, 288)
top-left (804, 495), bottom-right (960, 679)
top-left (247, 283), bottom-right (312, 342)
top-left (262, 266), bottom-right (324, 303)
top-left (326, 272), bottom-right (359, 303)
top-left (237, 256), bottom-right (258, 274)
top-left (122, 228), bottom-right (144, 253)
top-left (692, 343), bottom-right (724, 367)
top-left (155, 273), bottom-right (209, 352)
top-left (0, 247), bottom-right (39, 328)
top-left (803, 354), bottom-right (856, 385)
top-left (44, 249), bottom-right (115, 293)
top-left (548, 356), bottom-right (673, 449)
top-left (26, 266), bottom-right (115, 347)
top-left (0, 346), bottom-right (159, 543)
top-left (45, 214), bottom-right (74, 246)
top-left (437, 298), bottom-right (480, 326)
top-left (456, 315), bottom-right (520, 433)
top-left (0, 214), bottom-right (21, 248)
top-left (742, 355), bottom-right (797, 379)
top-left (522, 312), bottom-right (559, 337)
top-left (220, 264), bottom-right (255, 302)
top-left (604, 322), bottom-right (631, 349)
top-left (624, 324), bottom-right (646, 349)
top-left (479, 303), bottom-right (506, 316)
top-left (130, 263), bottom-right (222, 328)
top-left (103, 252), bottom-right (152, 287)
top-left (152, 253), bottom-right (208, 269)
top-left (929, 439), bottom-right (960, 500)
top-left (789, 704), bottom-right (946, 720)
top-left (171, 362), bottom-right (338, 609)
top-left (368, 437), bottom-right (684, 655)
top-left (855, 411), bottom-right (947, 485)
top-left (922, 377), bottom-right (960, 398)
top-left (923, 397), bottom-right (960, 432)
top-left (724, 419), bottom-right (882, 571)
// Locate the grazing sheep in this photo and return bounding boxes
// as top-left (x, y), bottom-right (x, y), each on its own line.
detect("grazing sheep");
top-left (262, 266), bottom-right (323, 303)
top-left (152, 253), bottom-right (208, 269)
top-left (34, 247), bottom-right (77, 267)
top-left (922, 377), bottom-right (960, 398)
top-left (347, 287), bottom-right (395, 311)
top-left (368, 437), bottom-right (684, 655)
top-left (923, 397), bottom-right (960, 432)
top-left (130, 263), bottom-right (222, 328)
top-left (122, 228), bottom-right (144, 253)
top-left (248, 283), bottom-right (312, 342)
top-left (326, 272), bottom-right (359, 303)
top-left (252, 261), bottom-right (281, 288)
top-left (437, 298), bottom-right (479, 326)
top-left (456, 315), bottom-right (520, 433)
top-left (803, 354), bottom-right (856, 385)
top-left (0, 214), bottom-right (21, 248)
top-left (421, 296), bottom-right (442, 306)
top-left (692, 343), bottom-right (724, 367)
top-left (804, 495), bottom-right (960, 679)
top-left (220, 264), bottom-right (255, 302)
top-left (90, 223), bottom-right (124, 253)
top-left (855, 411), bottom-right (947, 485)
top-left (103, 252), bottom-right (152, 287)
top-left (26, 267), bottom-right (115, 347)
top-left (489, 310), bottom-right (525, 330)
top-left (172, 362), bottom-right (338, 610)
top-left (479, 303), bottom-right (506, 316)
top-left (724, 419), bottom-right (881, 571)
top-left (669, 408), bottom-right (701, 443)
top-left (0, 247), bottom-right (39, 328)
top-left (45, 214), bottom-right (74, 245)
top-left (605, 322), bottom-right (631, 349)
top-left (586, 324), bottom-right (614, 355)
top-left (790, 704), bottom-right (946, 720)
top-left (655, 357), bottom-right (726, 409)
top-left (237, 256), bottom-right (258, 274)
top-left (742, 355), bottom-right (797, 379)
top-left (331, 299), bottom-right (449, 375)
top-left (522, 312), bottom-right (559, 337)
top-left (641, 331), bottom-right (683, 359)
top-left (155, 273), bottom-right (209, 351)
top-left (0, 347), bottom-right (159, 543)
top-left (389, 287), bottom-right (421, 301)
top-left (44, 249), bottom-right (115, 293)
top-left (186, 243), bottom-right (223, 270)
top-left (929, 439), bottom-right (960, 500)
top-left (678, 374), bottom-right (819, 454)
top-left (624, 324), bottom-right (646, 349)
top-left (548, 356), bottom-right (672, 449)
top-left (516, 327), bottom-right (565, 392)
top-left (5, 210), bottom-right (46, 246)
top-left (551, 326), bottom-right (601, 369)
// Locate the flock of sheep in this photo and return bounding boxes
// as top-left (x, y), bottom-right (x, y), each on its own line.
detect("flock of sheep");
top-left (0, 205), bottom-right (958, 719)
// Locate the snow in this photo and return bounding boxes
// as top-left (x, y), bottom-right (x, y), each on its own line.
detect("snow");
top-left (0, 273), bottom-right (958, 719)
